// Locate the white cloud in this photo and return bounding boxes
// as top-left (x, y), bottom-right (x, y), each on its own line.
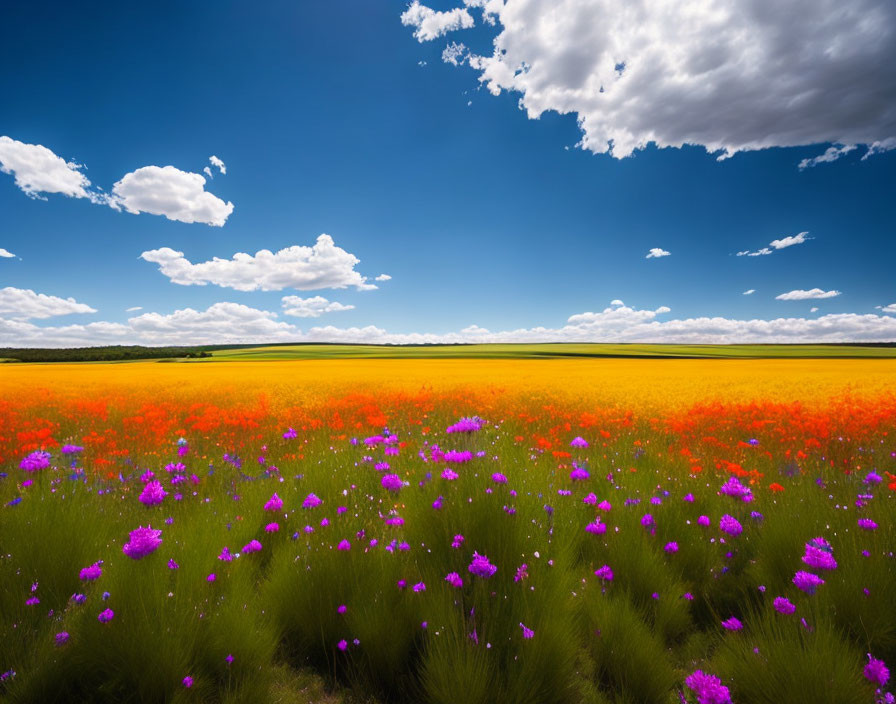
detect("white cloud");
top-left (281, 295), bottom-right (355, 318)
top-left (810, 307), bottom-right (819, 313)
top-left (743, 289), bottom-right (755, 295)
top-left (375, 274), bottom-right (392, 282)
top-left (0, 287), bottom-right (97, 319)
top-left (401, 1), bottom-right (474, 42)
top-left (880, 303), bottom-right (896, 314)
top-left (646, 248), bottom-right (670, 259)
top-left (0, 248), bottom-right (15, 258)
top-left (798, 145), bottom-right (857, 170)
top-left (110, 165), bottom-right (234, 226)
top-left (862, 138), bottom-right (896, 159)
top-left (769, 231), bottom-right (811, 249)
top-left (8, 299), bottom-right (896, 347)
top-left (775, 288), bottom-right (841, 300)
top-left (738, 231), bottom-right (810, 257)
top-left (125, 306), bottom-right (143, 312)
top-left (0, 136), bottom-right (99, 201)
top-left (209, 155), bottom-right (226, 175)
top-left (610, 299), bottom-right (624, 306)
top-left (140, 234), bottom-right (377, 292)
top-left (442, 41), bottom-right (468, 66)
top-left (414, 0), bottom-right (896, 160)
top-left (203, 166), bottom-right (213, 179)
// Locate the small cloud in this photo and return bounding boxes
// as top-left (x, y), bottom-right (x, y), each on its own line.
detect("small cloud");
top-left (209, 155), bottom-right (226, 175)
top-left (737, 247), bottom-right (772, 257)
top-left (880, 303), bottom-right (896, 314)
top-left (461, 324), bottom-right (490, 334)
top-left (375, 274), bottom-right (392, 282)
top-left (810, 307), bottom-right (819, 313)
top-left (655, 306), bottom-right (671, 314)
top-left (126, 306), bottom-right (143, 312)
top-left (401, 1), bottom-right (474, 42)
top-left (203, 166), bottom-right (213, 179)
top-left (862, 138), bottom-right (896, 160)
top-left (646, 248), bottom-right (670, 259)
top-left (743, 289), bottom-right (755, 295)
top-left (0, 248), bottom-right (15, 258)
top-left (775, 288), bottom-right (841, 301)
top-left (281, 295), bottom-right (354, 318)
top-left (610, 299), bottom-right (624, 306)
top-left (798, 145), bottom-right (856, 170)
top-left (0, 286), bottom-right (96, 319)
top-left (442, 41), bottom-right (468, 66)
top-left (769, 231), bottom-right (811, 249)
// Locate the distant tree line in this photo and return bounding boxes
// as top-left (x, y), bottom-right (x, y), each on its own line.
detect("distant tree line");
top-left (0, 346), bottom-right (213, 363)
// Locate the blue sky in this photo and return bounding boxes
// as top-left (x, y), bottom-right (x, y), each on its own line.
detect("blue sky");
top-left (1, 0), bottom-right (895, 346)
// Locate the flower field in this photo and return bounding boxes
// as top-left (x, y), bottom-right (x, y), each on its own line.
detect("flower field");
top-left (1, 359), bottom-right (895, 703)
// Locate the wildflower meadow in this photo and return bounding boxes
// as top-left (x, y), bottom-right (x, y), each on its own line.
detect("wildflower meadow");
top-left (1, 358), bottom-right (894, 703)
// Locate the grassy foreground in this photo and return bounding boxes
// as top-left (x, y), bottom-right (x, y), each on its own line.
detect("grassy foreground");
top-left (1, 359), bottom-right (894, 703)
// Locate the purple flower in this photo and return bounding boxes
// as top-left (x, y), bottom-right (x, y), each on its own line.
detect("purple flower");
top-left (122, 525), bottom-right (162, 559)
top-left (61, 444), bottom-right (83, 455)
top-left (641, 513), bottom-right (655, 528)
top-left (381, 473), bottom-right (403, 492)
top-left (514, 564), bottom-right (529, 582)
top-left (71, 593), bottom-right (86, 604)
top-left (697, 515), bottom-right (711, 527)
top-left (302, 493), bottom-right (322, 509)
top-left (520, 622), bottom-right (535, 638)
top-left (283, 427), bottom-right (297, 439)
top-left (865, 654), bottom-right (890, 687)
top-left (337, 539), bottom-right (351, 551)
top-left (570, 436), bottom-right (589, 448)
top-left (218, 546), bottom-right (233, 562)
top-left (265, 522), bottom-right (279, 533)
top-left (445, 572), bottom-right (464, 588)
top-left (858, 518), bottom-right (878, 531)
top-left (207, 573), bottom-right (216, 582)
top-left (337, 639), bottom-right (348, 651)
top-left (586, 520), bottom-right (607, 535)
top-left (597, 500), bottom-right (612, 512)
top-left (594, 565), bottom-right (614, 581)
top-left (665, 542), bottom-right (679, 553)
top-left (441, 468), bottom-right (459, 480)
top-left (139, 480), bottom-right (167, 507)
top-left (719, 514), bottom-right (743, 537)
top-left (97, 608), bottom-right (114, 623)
top-left (721, 616), bottom-right (743, 631)
top-left (570, 466), bottom-right (590, 481)
top-left (719, 477), bottom-right (753, 502)
top-left (451, 534), bottom-right (464, 549)
top-left (55, 631), bottom-right (69, 646)
top-left (168, 559), bottom-right (179, 570)
top-left (583, 492), bottom-right (597, 505)
top-left (25, 596), bottom-right (39, 606)
top-left (20, 450), bottom-right (51, 472)
top-left (225, 654), bottom-right (234, 664)
top-left (412, 582), bottom-right (426, 592)
top-left (684, 670), bottom-right (732, 704)
top-left (793, 570), bottom-right (825, 594)
top-left (446, 417), bottom-right (485, 434)
top-left (773, 597), bottom-right (796, 615)
top-left (468, 552), bottom-right (498, 578)
top-left (182, 676), bottom-right (194, 688)
top-left (491, 472), bottom-right (508, 484)
top-left (865, 471), bottom-right (883, 485)
top-left (242, 539), bottom-right (262, 554)
top-left (79, 562), bottom-right (103, 581)
top-left (264, 492), bottom-right (284, 511)
top-left (802, 537), bottom-right (837, 570)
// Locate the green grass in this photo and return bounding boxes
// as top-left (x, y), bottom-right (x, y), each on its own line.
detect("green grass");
top-left (201, 343), bottom-right (896, 361)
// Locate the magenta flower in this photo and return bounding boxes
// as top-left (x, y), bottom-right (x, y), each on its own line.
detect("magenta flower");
top-left (719, 514), bottom-right (743, 537)
top-left (583, 492), bottom-right (597, 505)
top-left (412, 582), bottom-right (426, 592)
top-left (864, 654), bottom-right (890, 687)
top-left (242, 539), bottom-right (262, 554)
top-left (719, 477), bottom-right (753, 502)
top-left (302, 493), bottom-right (322, 509)
top-left (641, 513), bottom-right (655, 528)
top-left (520, 622), bottom-right (535, 639)
top-left (20, 450), bottom-right (51, 472)
top-left (491, 472), bottom-right (508, 484)
top-left (773, 597), bottom-right (796, 615)
top-left (97, 608), bottom-right (114, 623)
top-left (514, 564), bottom-right (529, 582)
top-left (858, 518), bottom-right (878, 531)
top-left (218, 546), bottom-right (233, 562)
top-left (337, 539), bottom-right (351, 551)
top-left (122, 525), bottom-right (162, 559)
top-left (337, 639), bottom-right (348, 651)
top-left (79, 562), bottom-right (103, 581)
top-left (451, 534), bottom-right (464, 549)
top-left (446, 417), bottom-right (484, 434)
top-left (55, 631), bottom-right (69, 646)
top-left (468, 552), bottom-right (497, 578)
top-left (802, 537), bottom-right (837, 570)
top-left (25, 597), bottom-right (39, 606)
top-left (139, 480), bottom-right (167, 507)
top-left (283, 427), bottom-right (297, 439)
top-left (570, 436), bottom-right (589, 448)
top-left (585, 520), bottom-right (607, 535)
top-left (168, 559), bottom-right (179, 570)
top-left (182, 676), bottom-right (194, 688)
top-left (264, 492), bottom-right (284, 511)
top-left (441, 468), bottom-right (459, 480)
top-left (697, 515), bottom-right (711, 527)
top-left (685, 670), bottom-right (732, 704)
top-left (570, 466), bottom-right (590, 481)
top-left (381, 473), bottom-right (403, 492)
top-left (265, 522), bottom-right (279, 533)
top-left (793, 570), bottom-right (825, 594)
top-left (721, 616), bottom-right (743, 631)
top-left (594, 565), bottom-right (614, 581)
top-left (445, 572), bottom-right (463, 588)
top-left (664, 541), bottom-right (679, 553)
top-left (597, 500), bottom-right (612, 511)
